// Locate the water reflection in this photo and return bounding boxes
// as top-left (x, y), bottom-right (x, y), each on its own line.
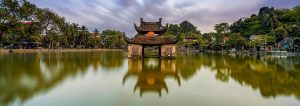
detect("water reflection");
top-left (123, 59), bottom-right (181, 97)
top-left (123, 53), bottom-right (300, 100)
top-left (0, 51), bottom-right (125, 106)
top-left (0, 52), bottom-right (300, 105)
top-left (204, 54), bottom-right (300, 99)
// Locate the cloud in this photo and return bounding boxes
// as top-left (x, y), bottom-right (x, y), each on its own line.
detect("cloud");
top-left (28, 0), bottom-right (300, 36)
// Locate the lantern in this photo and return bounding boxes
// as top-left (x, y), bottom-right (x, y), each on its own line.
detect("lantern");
top-left (147, 31), bottom-right (155, 36)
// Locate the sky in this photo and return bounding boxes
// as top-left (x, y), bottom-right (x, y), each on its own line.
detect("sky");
top-left (28, 0), bottom-right (300, 36)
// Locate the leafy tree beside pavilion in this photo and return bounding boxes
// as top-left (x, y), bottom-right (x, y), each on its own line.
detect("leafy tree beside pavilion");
top-left (101, 29), bottom-right (126, 49)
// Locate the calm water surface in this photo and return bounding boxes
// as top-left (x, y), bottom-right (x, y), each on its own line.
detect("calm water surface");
top-left (0, 51), bottom-right (300, 106)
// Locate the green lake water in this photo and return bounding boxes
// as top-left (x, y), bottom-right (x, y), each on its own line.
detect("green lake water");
top-left (0, 51), bottom-right (300, 106)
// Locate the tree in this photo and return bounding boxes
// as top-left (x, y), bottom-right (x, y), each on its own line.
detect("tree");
top-left (179, 20), bottom-right (200, 34)
top-left (215, 23), bottom-right (229, 34)
top-left (70, 23), bottom-right (79, 48)
top-left (260, 7), bottom-right (279, 39)
top-left (294, 37), bottom-right (300, 51)
top-left (78, 25), bottom-right (89, 48)
top-left (294, 37), bottom-right (300, 44)
top-left (1, 0), bottom-right (20, 18)
top-left (214, 23), bottom-right (230, 47)
top-left (36, 8), bottom-right (65, 48)
top-left (1, 0), bottom-right (108, 49)
top-left (165, 24), bottom-right (180, 35)
top-left (226, 33), bottom-right (246, 50)
top-left (249, 35), bottom-right (274, 48)
top-left (0, 6), bottom-right (7, 24)
top-left (18, 0), bottom-right (37, 21)
top-left (101, 29), bottom-right (126, 49)
top-left (275, 23), bottom-right (293, 39)
top-left (0, 7), bottom-right (7, 44)
top-left (92, 29), bottom-right (101, 47)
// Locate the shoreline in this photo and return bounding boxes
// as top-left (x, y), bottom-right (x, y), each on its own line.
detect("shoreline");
top-left (178, 49), bottom-right (300, 57)
top-left (0, 48), bottom-right (124, 53)
top-left (1, 48), bottom-right (299, 57)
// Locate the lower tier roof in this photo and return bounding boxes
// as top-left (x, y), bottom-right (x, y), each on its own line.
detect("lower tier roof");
top-left (123, 35), bottom-right (179, 45)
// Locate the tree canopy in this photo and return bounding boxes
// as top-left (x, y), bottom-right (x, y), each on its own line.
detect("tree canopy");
top-left (0, 0), bottom-right (126, 49)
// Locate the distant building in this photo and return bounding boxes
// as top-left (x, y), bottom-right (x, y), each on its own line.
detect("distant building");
top-left (249, 35), bottom-right (273, 51)
top-left (223, 35), bottom-right (229, 44)
top-left (278, 37), bottom-right (294, 51)
top-left (91, 32), bottom-right (101, 38)
top-left (183, 35), bottom-right (197, 42)
top-left (249, 35), bottom-right (265, 41)
top-left (182, 35), bottom-right (198, 50)
top-left (19, 21), bottom-right (33, 25)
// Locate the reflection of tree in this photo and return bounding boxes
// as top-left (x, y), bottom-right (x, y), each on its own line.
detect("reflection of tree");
top-left (123, 59), bottom-right (181, 97)
top-left (122, 53), bottom-right (300, 100)
top-left (1, 51), bottom-right (299, 104)
top-left (176, 53), bottom-right (204, 80)
top-left (204, 54), bottom-right (300, 100)
top-left (99, 51), bottom-right (125, 70)
top-left (0, 52), bottom-right (125, 105)
top-left (0, 53), bottom-right (43, 105)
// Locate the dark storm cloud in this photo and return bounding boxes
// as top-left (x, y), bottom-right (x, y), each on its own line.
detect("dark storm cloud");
top-left (28, 0), bottom-right (300, 36)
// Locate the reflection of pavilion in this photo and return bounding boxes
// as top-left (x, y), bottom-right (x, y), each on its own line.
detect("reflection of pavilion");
top-left (123, 59), bottom-right (181, 97)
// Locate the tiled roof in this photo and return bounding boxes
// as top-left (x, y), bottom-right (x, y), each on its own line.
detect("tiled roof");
top-left (134, 18), bottom-right (167, 34)
top-left (124, 35), bottom-right (178, 45)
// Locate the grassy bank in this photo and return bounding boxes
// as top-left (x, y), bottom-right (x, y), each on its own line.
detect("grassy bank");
top-left (0, 48), bottom-right (124, 53)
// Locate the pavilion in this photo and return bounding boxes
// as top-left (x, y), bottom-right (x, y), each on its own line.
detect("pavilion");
top-left (123, 18), bottom-right (179, 58)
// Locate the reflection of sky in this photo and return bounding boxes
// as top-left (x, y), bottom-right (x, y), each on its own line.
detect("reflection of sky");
top-left (28, 0), bottom-right (300, 35)
top-left (21, 66), bottom-right (300, 106)
top-left (146, 58), bottom-right (159, 68)
top-left (19, 61), bottom-right (129, 106)
top-left (3, 52), bottom-right (300, 106)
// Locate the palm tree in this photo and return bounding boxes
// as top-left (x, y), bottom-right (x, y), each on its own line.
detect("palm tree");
top-left (261, 7), bottom-right (279, 50)
top-left (276, 24), bottom-right (293, 38)
top-left (92, 29), bottom-right (101, 48)
top-left (79, 25), bottom-right (89, 48)
top-left (61, 23), bottom-right (71, 48)
top-left (70, 23), bottom-right (79, 48)
top-left (263, 9), bottom-right (278, 36)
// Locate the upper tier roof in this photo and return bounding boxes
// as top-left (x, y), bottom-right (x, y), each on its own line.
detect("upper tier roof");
top-left (134, 17), bottom-right (168, 35)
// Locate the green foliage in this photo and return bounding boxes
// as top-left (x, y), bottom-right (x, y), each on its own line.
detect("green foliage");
top-left (1, 0), bottom-right (300, 50)
top-left (179, 20), bottom-right (200, 33)
top-left (165, 21), bottom-right (200, 37)
top-left (230, 6), bottom-right (300, 39)
top-left (224, 6), bottom-right (300, 51)
top-left (215, 23), bottom-right (229, 34)
top-left (274, 23), bottom-right (293, 39)
top-left (101, 29), bottom-right (126, 49)
top-left (0, 0), bottom-right (124, 49)
top-left (248, 35), bottom-right (274, 47)
top-left (165, 24), bottom-right (180, 35)
top-left (249, 39), bottom-right (263, 47)
top-left (213, 33), bottom-right (224, 45)
top-left (294, 37), bottom-right (300, 46)
top-left (164, 20), bottom-right (203, 48)
top-left (29, 35), bottom-right (41, 42)
top-left (226, 33), bottom-right (246, 49)
top-left (213, 23), bottom-right (230, 46)
top-left (178, 32), bottom-right (202, 47)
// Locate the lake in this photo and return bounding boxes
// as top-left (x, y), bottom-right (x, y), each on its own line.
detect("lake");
top-left (0, 51), bottom-right (300, 106)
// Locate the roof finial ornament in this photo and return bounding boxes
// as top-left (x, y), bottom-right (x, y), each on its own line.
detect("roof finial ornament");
top-left (140, 17), bottom-right (144, 22)
top-left (159, 18), bottom-right (162, 26)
